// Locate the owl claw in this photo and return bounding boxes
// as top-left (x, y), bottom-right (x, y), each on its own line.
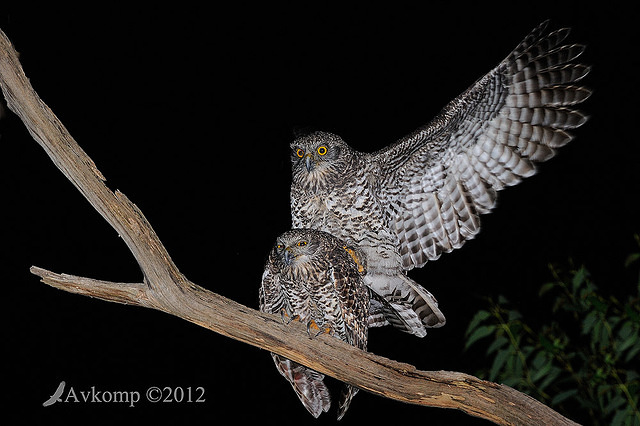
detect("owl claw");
top-left (306, 320), bottom-right (333, 338)
top-left (280, 312), bottom-right (331, 337)
top-left (306, 319), bottom-right (320, 336)
top-left (280, 310), bottom-right (300, 325)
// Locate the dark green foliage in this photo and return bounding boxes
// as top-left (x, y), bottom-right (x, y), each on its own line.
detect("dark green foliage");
top-left (466, 236), bottom-right (640, 426)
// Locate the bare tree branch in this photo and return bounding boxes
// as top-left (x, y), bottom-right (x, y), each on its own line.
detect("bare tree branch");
top-left (1, 27), bottom-right (578, 425)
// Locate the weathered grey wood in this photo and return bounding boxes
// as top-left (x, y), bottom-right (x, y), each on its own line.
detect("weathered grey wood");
top-left (1, 27), bottom-right (578, 425)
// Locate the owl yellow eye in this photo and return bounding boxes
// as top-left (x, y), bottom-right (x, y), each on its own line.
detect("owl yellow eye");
top-left (317, 146), bottom-right (328, 156)
top-left (295, 148), bottom-right (305, 158)
top-left (296, 241), bottom-right (308, 247)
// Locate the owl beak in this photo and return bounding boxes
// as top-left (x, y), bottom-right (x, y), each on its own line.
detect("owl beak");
top-left (304, 154), bottom-right (314, 172)
top-left (283, 247), bottom-right (294, 265)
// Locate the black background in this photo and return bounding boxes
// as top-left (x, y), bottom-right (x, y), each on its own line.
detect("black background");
top-left (3, 3), bottom-right (638, 425)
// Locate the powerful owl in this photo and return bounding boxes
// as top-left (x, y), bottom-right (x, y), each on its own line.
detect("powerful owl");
top-left (290, 21), bottom-right (590, 337)
top-left (259, 229), bottom-right (370, 420)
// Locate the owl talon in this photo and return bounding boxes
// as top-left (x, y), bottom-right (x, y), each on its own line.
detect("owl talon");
top-left (280, 310), bottom-right (300, 325)
top-left (306, 320), bottom-right (321, 337)
top-left (287, 314), bottom-right (301, 325)
top-left (318, 325), bottom-right (334, 338)
top-left (306, 320), bottom-right (333, 338)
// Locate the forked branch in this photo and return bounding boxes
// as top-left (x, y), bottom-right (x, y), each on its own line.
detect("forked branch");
top-left (0, 27), bottom-right (578, 425)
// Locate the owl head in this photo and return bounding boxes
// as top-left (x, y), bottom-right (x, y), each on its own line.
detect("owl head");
top-left (289, 131), bottom-right (355, 191)
top-left (272, 229), bottom-right (324, 268)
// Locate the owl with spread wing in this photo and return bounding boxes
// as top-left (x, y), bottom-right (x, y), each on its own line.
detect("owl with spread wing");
top-left (289, 21), bottom-right (590, 337)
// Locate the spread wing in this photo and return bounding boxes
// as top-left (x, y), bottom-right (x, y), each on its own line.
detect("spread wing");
top-left (375, 21), bottom-right (591, 270)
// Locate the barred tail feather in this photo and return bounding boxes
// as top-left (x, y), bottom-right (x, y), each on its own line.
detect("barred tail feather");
top-left (337, 384), bottom-right (359, 421)
top-left (365, 274), bottom-right (445, 337)
top-left (271, 354), bottom-right (331, 418)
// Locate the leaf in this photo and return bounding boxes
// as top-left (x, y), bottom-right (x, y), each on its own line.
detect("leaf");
top-left (587, 294), bottom-right (608, 314)
top-left (489, 348), bottom-right (510, 382)
top-left (521, 345), bottom-right (536, 359)
top-left (618, 321), bottom-right (634, 340)
top-left (624, 252), bottom-right (640, 268)
top-left (625, 303), bottom-right (640, 322)
top-left (608, 315), bottom-right (622, 330)
top-left (508, 309), bottom-right (523, 322)
top-left (507, 320), bottom-right (524, 337)
top-left (539, 334), bottom-right (556, 352)
top-left (511, 350), bottom-right (525, 380)
top-left (610, 408), bottom-right (633, 426)
top-left (537, 366), bottom-right (562, 392)
top-left (539, 282), bottom-right (557, 297)
top-left (531, 350), bottom-right (549, 371)
top-left (626, 370), bottom-right (639, 382)
top-left (625, 340), bottom-right (640, 363)
top-left (486, 335), bottom-right (509, 355)
top-left (592, 320), bottom-right (604, 350)
top-left (531, 358), bottom-right (553, 384)
top-left (572, 266), bottom-right (588, 292)
top-left (465, 310), bottom-right (491, 337)
top-left (550, 388), bottom-right (578, 406)
top-left (464, 325), bottom-right (496, 350)
top-left (599, 319), bottom-right (613, 349)
top-left (604, 394), bottom-right (627, 415)
top-left (617, 323), bottom-right (638, 356)
top-left (618, 334), bottom-right (638, 356)
top-left (582, 310), bottom-right (599, 335)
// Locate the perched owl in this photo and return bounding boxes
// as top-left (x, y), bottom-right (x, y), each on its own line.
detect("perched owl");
top-left (259, 229), bottom-right (370, 420)
top-left (289, 21), bottom-right (590, 337)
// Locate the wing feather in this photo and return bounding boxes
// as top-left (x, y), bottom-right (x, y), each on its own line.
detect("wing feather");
top-left (375, 21), bottom-right (590, 270)
top-left (259, 267), bottom-right (290, 315)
